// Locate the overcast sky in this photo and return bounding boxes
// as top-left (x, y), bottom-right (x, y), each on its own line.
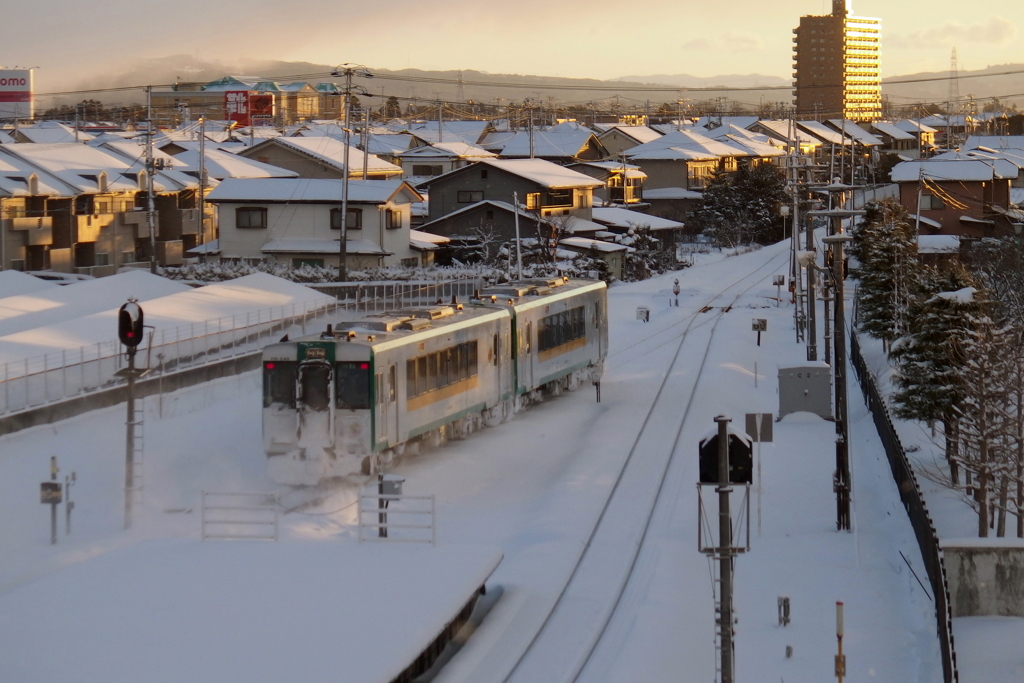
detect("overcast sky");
top-left (2, 0), bottom-right (1020, 93)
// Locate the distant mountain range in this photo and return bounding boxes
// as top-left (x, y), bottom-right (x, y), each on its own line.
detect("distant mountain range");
top-left (50, 56), bottom-right (1024, 112)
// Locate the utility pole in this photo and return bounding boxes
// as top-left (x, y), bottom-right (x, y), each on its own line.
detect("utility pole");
top-left (197, 116), bottom-right (207, 246)
top-left (824, 233), bottom-right (853, 531)
top-left (329, 65), bottom-right (373, 282)
top-left (716, 415), bottom-right (735, 683)
top-left (146, 85), bottom-right (157, 274)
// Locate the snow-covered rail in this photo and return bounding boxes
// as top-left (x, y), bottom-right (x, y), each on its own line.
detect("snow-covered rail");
top-left (497, 250), bottom-right (791, 683)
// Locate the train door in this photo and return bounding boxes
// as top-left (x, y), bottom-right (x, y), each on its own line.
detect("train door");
top-left (372, 363), bottom-right (399, 449)
top-left (296, 360), bottom-right (334, 472)
top-left (594, 299), bottom-right (603, 358)
top-left (519, 319), bottom-right (534, 390)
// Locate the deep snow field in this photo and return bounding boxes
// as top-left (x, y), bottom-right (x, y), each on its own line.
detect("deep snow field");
top-left (0, 241), bottom-right (991, 682)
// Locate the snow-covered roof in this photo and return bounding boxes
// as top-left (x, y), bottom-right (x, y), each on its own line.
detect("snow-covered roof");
top-left (398, 142), bottom-right (496, 160)
top-left (186, 238), bottom-right (220, 255)
top-left (0, 130), bottom-right (14, 144)
top-left (596, 125), bottom-right (663, 145)
top-left (695, 116), bottom-right (760, 131)
top-left (891, 159), bottom-right (1017, 182)
top-left (471, 158), bottom-right (602, 189)
top-left (559, 236), bottom-right (632, 253)
top-left (482, 128), bottom-right (603, 159)
top-left (824, 120), bottom-right (883, 146)
top-left (796, 121), bottom-right (852, 146)
top-left (245, 137), bottom-right (403, 176)
top-left (409, 229), bottom-right (450, 251)
top-left (0, 270), bottom-right (190, 341)
top-left (399, 121), bottom-right (491, 146)
top-left (13, 121), bottom-right (94, 144)
top-left (591, 207), bottom-right (684, 231)
top-left (0, 147), bottom-right (72, 197)
top-left (963, 135), bottom-right (1024, 153)
top-left (908, 213), bottom-right (942, 228)
top-left (893, 119), bottom-right (938, 134)
top-left (205, 177), bottom-right (421, 204)
top-left (625, 129), bottom-right (750, 160)
top-left (751, 120), bottom-right (822, 147)
top-left (871, 121), bottom-right (916, 142)
top-left (168, 148), bottom-right (298, 180)
top-left (917, 235), bottom-right (960, 254)
top-left (1, 142), bottom-right (195, 193)
top-left (0, 270), bottom-right (60, 297)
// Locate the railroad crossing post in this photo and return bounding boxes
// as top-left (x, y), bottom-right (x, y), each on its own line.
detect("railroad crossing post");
top-left (125, 348), bottom-right (136, 529)
top-left (65, 471), bottom-right (76, 535)
top-left (715, 415), bottom-right (735, 683)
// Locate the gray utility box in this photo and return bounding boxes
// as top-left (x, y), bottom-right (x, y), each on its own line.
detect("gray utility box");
top-left (778, 364), bottom-right (833, 420)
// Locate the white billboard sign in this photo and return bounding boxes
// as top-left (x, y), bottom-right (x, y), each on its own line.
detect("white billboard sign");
top-left (0, 69), bottom-right (34, 120)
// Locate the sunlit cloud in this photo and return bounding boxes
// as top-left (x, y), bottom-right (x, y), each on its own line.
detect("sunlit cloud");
top-left (889, 16), bottom-right (1017, 49)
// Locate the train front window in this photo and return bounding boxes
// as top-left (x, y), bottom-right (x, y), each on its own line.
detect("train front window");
top-left (335, 361), bottom-right (371, 410)
top-left (299, 363), bottom-right (332, 412)
top-left (263, 361), bottom-right (297, 408)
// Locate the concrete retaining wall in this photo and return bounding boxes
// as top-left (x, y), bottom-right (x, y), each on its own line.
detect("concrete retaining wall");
top-left (943, 541), bottom-right (1024, 617)
top-left (0, 352), bottom-right (262, 438)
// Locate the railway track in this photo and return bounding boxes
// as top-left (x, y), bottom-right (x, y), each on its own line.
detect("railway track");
top-left (492, 247), bottom-right (791, 683)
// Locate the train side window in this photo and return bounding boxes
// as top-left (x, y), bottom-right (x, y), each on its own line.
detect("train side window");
top-left (388, 365), bottom-right (397, 402)
top-left (406, 360), bottom-right (414, 397)
top-left (492, 334), bottom-right (498, 366)
top-left (427, 353), bottom-right (439, 392)
top-left (469, 341), bottom-right (478, 376)
top-left (416, 357), bottom-right (428, 396)
top-left (527, 322), bottom-right (532, 354)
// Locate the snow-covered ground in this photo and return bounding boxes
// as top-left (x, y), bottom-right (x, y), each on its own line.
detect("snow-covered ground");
top-left (0, 245), bottom-right (952, 682)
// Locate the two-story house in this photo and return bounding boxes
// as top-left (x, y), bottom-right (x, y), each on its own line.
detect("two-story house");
top-left (205, 177), bottom-right (423, 269)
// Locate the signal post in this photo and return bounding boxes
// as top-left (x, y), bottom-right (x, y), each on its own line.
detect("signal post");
top-left (118, 299), bottom-right (144, 529)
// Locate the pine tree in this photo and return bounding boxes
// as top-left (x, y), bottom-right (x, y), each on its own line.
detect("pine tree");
top-left (687, 165), bottom-right (788, 248)
top-left (852, 200), bottom-right (919, 351)
top-left (891, 265), bottom-right (979, 485)
top-left (953, 312), bottom-right (1016, 536)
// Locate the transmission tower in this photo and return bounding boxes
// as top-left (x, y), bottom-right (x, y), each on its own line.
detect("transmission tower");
top-left (947, 48), bottom-right (961, 117)
top-left (456, 71), bottom-right (465, 103)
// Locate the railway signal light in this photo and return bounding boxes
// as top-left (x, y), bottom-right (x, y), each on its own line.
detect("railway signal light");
top-left (118, 299), bottom-right (144, 349)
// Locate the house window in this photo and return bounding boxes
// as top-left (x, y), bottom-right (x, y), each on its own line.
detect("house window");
top-left (236, 207), bottom-right (267, 229)
top-left (480, 169), bottom-right (488, 179)
top-left (920, 194), bottom-right (945, 211)
top-left (331, 208), bottom-right (362, 230)
top-left (94, 196), bottom-right (113, 214)
top-left (386, 209), bottom-right (402, 229)
top-left (293, 258), bottom-right (324, 268)
top-left (457, 190), bottom-right (484, 203)
top-left (412, 164), bottom-right (443, 176)
top-left (486, 210), bottom-right (494, 220)
top-left (401, 257), bottom-right (419, 267)
top-left (545, 189), bottom-right (573, 207)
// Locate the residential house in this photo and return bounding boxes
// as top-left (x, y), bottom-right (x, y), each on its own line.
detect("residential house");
top-left (567, 161), bottom-right (647, 206)
top-left (205, 178), bottom-right (423, 269)
top-left (595, 125), bottom-right (664, 157)
top-left (417, 158), bottom-right (602, 225)
top-left (396, 142), bottom-right (496, 179)
top-left (590, 206), bottom-right (686, 250)
top-left (891, 157), bottom-right (1017, 237)
top-left (11, 121), bottom-right (94, 144)
top-left (624, 130), bottom-right (751, 190)
top-left (893, 120), bottom-right (939, 155)
top-left (236, 136), bottom-right (403, 180)
top-left (0, 142), bottom-right (200, 273)
top-left (870, 121), bottom-right (919, 159)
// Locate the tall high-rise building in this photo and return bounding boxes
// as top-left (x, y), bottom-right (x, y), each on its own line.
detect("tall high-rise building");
top-left (792, 0), bottom-right (881, 122)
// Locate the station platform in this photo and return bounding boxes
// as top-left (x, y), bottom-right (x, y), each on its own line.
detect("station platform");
top-left (0, 539), bottom-right (502, 683)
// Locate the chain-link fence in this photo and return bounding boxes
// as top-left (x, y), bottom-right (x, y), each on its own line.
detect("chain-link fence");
top-left (850, 332), bottom-right (959, 683)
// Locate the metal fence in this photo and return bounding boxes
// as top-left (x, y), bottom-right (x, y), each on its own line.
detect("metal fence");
top-left (850, 332), bottom-right (959, 683)
top-left (0, 277), bottom-right (485, 418)
top-left (357, 491), bottom-right (436, 544)
top-left (201, 491), bottom-right (279, 541)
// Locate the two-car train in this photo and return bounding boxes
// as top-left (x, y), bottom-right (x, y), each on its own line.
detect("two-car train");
top-left (262, 277), bottom-right (608, 485)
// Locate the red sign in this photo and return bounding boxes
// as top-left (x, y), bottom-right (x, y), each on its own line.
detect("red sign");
top-left (224, 91), bottom-right (251, 126)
